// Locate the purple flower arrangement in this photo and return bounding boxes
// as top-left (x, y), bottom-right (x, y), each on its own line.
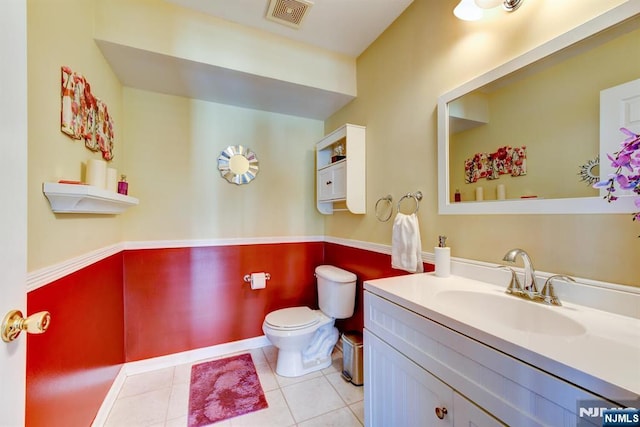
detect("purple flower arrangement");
top-left (594, 128), bottom-right (640, 228)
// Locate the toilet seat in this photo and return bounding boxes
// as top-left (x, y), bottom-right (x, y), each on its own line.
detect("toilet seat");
top-left (264, 307), bottom-right (320, 330)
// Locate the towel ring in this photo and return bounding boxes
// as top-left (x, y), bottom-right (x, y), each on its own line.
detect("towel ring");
top-left (375, 195), bottom-right (393, 222)
top-left (397, 191), bottom-right (423, 215)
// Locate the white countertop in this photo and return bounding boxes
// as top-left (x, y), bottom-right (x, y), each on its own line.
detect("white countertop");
top-left (364, 273), bottom-right (640, 402)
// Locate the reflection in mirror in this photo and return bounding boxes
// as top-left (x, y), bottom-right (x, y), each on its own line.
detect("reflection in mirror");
top-left (229, 154), bottom-right (250, 175)
top-left (217, 145), bottom-right (259, 185)
top-left (438, 4), bottom-right (640, 215)
top-left (578, 157), bottom-right (600, 187)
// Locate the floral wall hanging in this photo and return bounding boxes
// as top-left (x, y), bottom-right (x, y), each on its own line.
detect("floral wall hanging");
top-left (464, 145), bottom-right (526, 183)
top-left (60, 66), bottom-right (114, 160)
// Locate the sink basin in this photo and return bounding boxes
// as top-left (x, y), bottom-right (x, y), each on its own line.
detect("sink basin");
top-left (434, 290), bottom-right (587, 337)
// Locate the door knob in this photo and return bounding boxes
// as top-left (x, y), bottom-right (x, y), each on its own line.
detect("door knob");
top-left (1, 310), bottom-right (51, 343)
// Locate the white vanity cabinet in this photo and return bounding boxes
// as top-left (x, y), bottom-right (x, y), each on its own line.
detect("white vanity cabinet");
top-left (364, 290), bottom-right (613, 427)
top-left (316, 124), bottom-right (365, 214)
top-left (365, 329), bottom-right (502, 427)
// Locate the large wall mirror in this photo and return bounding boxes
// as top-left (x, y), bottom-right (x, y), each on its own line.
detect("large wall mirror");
top-left (438, 3), bottom-right (640, 215)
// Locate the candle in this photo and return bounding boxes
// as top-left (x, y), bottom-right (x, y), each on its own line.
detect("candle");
top-left (106, 168), bottom-right (118, 192)
top-left (475, 187), bottom-right (484, 201)
top-left (86, 159), bottom-right (107, 189)
top-left (497, 184), bottom-right (506, 200)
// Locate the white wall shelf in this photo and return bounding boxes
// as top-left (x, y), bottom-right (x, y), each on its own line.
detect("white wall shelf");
top-left (43, 182), bottom-right (139, 214)
top-left (316, 124), bottom-right (365, 214)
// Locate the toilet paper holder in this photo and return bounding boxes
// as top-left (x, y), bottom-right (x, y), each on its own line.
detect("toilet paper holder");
top-left (243, 273), bottom-right (271, 283)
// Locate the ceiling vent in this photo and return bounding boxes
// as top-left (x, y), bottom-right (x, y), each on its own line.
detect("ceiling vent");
top-left (266, 0), bottom-right (313, 29)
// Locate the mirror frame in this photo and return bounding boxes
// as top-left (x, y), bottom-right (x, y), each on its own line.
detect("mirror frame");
top-left (217, 145), bottom-right (259, 185)
top-left (437, 3), bottom-right (640, 215)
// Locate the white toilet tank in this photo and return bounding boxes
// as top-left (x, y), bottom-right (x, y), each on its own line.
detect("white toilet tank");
top-left (315, 265), bottom-right (357, 319)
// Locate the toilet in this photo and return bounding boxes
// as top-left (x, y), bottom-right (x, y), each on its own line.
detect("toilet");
top-left (262, 265), bottom-right (357, 377)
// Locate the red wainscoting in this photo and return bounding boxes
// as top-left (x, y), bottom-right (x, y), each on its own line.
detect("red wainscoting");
top-left (24, 241), bottom-right (432, 426)
top-left (26, 253), bottom-right (125, 427)
top-left (122, 242), bottom-right (325, 361)
top-left (323, 242), bottom-right (433, 333)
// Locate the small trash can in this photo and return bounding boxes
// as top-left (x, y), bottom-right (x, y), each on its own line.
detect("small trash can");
top-left (341, 331), bottom-right (364, 386)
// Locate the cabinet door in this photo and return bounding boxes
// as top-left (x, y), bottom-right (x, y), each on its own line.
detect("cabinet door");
top-left (331, 162), bottom-right (346, 199)
top-left (317, 162), bottom-right (346, 201)
top-left (454, 393), bottom-right (505, 427)
top-left (318, 167), bottom-right (334, 201)
top-left (365, 330), bottom-right (454, 427)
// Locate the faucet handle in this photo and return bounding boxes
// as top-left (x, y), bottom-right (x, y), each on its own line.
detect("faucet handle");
top-left (541, 275), bottom-right (575, 306)
top-left (496, 266), bottom-right (523, 295)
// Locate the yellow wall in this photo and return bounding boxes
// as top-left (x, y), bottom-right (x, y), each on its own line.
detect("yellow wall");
top-left (325, 0), bottom-right (638, 287)
top-left (27, 0), bottom-right (324, 270)
top-left (121, 89), bottom-right (324, 241)
top-left (27, 0), bottom-right (125, 271)
top-left (28, 0), bottom-right (638, 287)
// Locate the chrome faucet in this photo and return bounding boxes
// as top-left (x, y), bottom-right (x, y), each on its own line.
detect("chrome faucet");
top-left (500, 248), bottom-right (575, 306)
top-left (497, 265), bottom-right (522, 295)
top-left (540, 275), bottom-right (576, 306)
top-left (502, 248), bottom-right (538, 294)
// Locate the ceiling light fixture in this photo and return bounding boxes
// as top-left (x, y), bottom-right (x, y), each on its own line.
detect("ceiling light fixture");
top-left (454, 0), bottom-right (525, 21)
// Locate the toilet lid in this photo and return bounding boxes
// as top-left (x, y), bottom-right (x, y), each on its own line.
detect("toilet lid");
top-left (265, 307), bottom-right (319, 330)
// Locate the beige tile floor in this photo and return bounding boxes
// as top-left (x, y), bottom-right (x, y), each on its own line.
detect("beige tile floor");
top-left (103, 346), bottom-right (364, 427)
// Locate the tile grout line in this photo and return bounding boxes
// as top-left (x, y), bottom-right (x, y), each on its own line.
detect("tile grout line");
top-left (262, 346), bottom-right (298, 427)
top-left (106, 344), bottom-right (363, 426)
top-left (163, 366), bottom-right (178, 426)
top-left (324, 347), bottom-right (365, 426)
top-left (322, 360), bottom-right (365, 426)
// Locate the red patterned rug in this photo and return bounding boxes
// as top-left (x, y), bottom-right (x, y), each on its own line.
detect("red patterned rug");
top-left (188, 353), bottom-right (268, 426)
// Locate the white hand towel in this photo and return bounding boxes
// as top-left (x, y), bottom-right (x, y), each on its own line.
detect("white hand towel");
top-left (391, 212), bottom-right (424, 273)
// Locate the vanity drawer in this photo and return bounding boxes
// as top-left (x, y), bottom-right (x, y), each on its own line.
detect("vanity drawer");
top-left (365, 291), bottom-right (611, 427)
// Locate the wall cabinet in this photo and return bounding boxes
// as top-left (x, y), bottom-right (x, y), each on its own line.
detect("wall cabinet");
top-left (364, 290), bottom-right (614, 427)
top-left (316, 124), bottom-right (365, 214)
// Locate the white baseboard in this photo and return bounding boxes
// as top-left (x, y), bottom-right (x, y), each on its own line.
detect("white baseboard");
top-left (122, 336), bottom-right (270, 376)
top-left (91, 366), bottom-right (126, 427)
top-left (91, 335), bottom-right (270, 427)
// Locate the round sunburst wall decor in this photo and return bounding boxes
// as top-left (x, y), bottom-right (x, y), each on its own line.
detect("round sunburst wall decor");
top-left (217, 145), bottom-right (259, 185)
top-left (578, 156), bottom-right (599, 186)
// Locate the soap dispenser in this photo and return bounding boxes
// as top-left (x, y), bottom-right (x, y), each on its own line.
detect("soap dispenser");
top-left (434, 236), bottom-right (451, 277)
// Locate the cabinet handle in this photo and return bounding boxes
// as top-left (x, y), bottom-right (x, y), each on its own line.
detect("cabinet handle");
top-left (326, 181), bottom-right (332, 185)
top-left (435, 406), bottom-right (448, 420)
